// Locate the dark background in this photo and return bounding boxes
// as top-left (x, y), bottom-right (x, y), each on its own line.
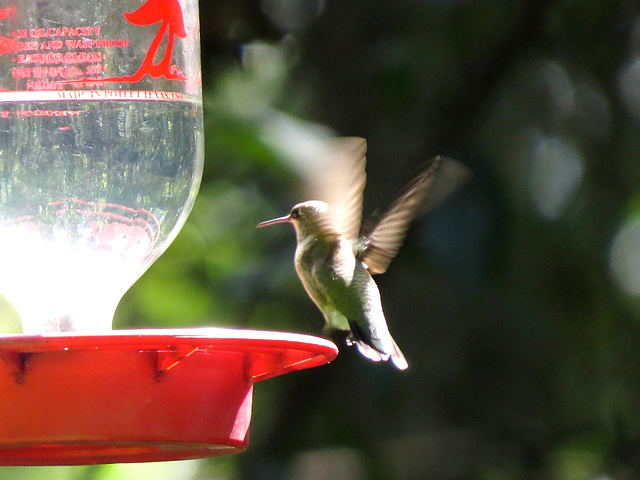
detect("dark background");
top-left (3, 0), bottom-right (640, 478)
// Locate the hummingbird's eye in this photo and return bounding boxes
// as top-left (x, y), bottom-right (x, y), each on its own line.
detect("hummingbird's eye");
top-left (290, 208), bottom-right (300, 219)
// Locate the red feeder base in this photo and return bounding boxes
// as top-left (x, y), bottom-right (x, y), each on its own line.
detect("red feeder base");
top-left (0, 328), bottom-right (338, 465)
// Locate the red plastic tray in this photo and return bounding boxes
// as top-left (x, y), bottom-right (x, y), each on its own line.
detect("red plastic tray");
top-left (0, 328), bottom-right (338, 465)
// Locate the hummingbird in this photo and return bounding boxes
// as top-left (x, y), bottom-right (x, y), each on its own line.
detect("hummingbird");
top-left (257, 137), bottom-right (454, 370)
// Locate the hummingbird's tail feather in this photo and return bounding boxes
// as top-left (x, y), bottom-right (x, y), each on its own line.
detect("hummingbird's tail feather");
top-left (346, 323), bottom-right (409, 370)
top-left (351, 339), bottom-right (384, 362)
top-left (390, 338), bottom-right (409, 370)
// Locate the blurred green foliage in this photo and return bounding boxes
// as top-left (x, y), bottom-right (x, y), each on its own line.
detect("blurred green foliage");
top-left (5, 0), bottom-right (640, 478)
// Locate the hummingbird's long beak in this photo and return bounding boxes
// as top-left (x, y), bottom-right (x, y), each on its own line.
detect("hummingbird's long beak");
top-left (256, 214), bottom-right (291, 228)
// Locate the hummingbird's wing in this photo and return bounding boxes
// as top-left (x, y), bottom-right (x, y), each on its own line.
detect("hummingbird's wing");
top-left (258, 115), bottom-right (367, 240)
top-left (307, 137), bottom-right (367, 242)
top-left (358, 156), bottom-right (442, 275)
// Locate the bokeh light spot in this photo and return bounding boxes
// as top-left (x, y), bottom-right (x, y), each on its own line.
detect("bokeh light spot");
top-left (529, 135), bottom-right (584, 219)
top-left (610, 217), bottom-right (640, 296)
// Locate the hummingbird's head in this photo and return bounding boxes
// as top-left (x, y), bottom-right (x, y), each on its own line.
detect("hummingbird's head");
top-left (257, 200), bottom-right (337, 241)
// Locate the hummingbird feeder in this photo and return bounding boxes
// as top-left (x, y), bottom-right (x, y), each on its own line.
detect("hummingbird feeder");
top-left (0, 0), bottom-right (338, 465)
top-left (0, 329), bottom-right (337, 465)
